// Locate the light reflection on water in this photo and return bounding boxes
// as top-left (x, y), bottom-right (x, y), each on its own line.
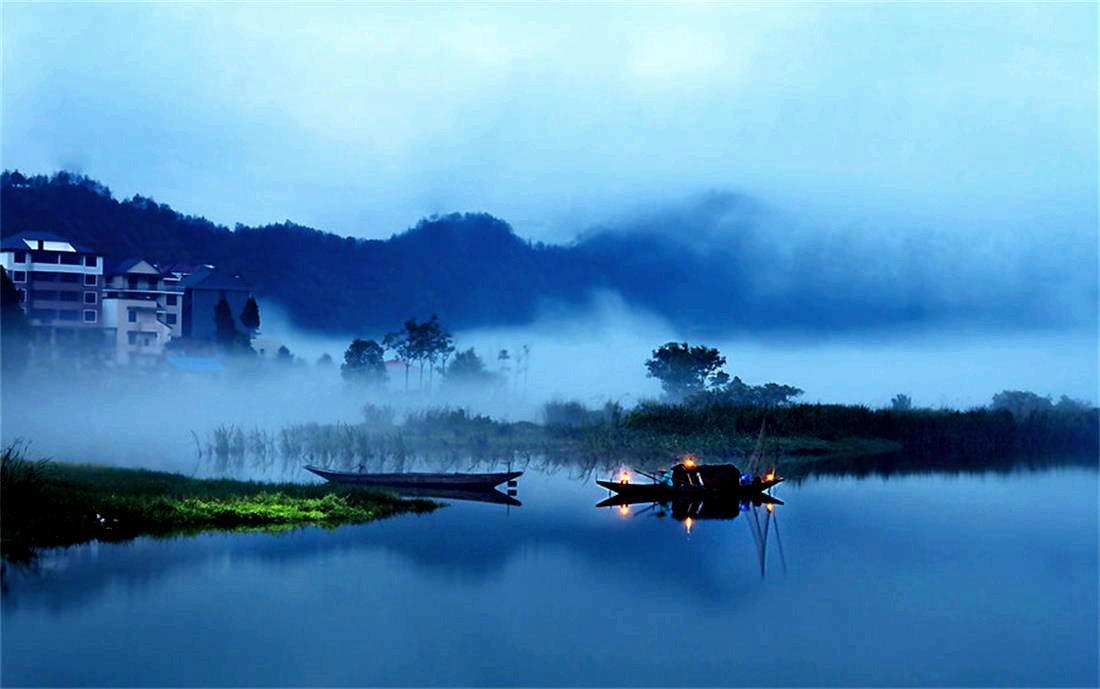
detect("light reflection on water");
top-left (2, 466), bottom-right (1097, 687)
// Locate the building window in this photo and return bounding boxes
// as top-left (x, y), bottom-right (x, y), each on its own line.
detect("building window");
top-left (128, 308), bottom-right (137, 323)
top-left (36, 290), bottom-right (59, 302)
top-left (83, 309), bottom-right (97, 323)
top-left (128, 331), bottom-right (138, 345)
top-left (84, 274), bottom-right (97, 287)
top-left (84, 291), bottom-right (97, 304)
top-left (166, 314), bottom-right (177, 325)
top-left (58, 310), bottom-right (79, 321)
top-left (59, 253), bottom-right (80, 266)
top-left (59, 291), bottom-right (80, 302)
top-left (128, 276), bottom-right (140, 289)
top-left (30, 250), bottom-right (55, 263)
top-left (12, 271), bottom-right (26, 282)
top-left (58, 273), bottom-right (80, 284)
top-left (84, 256), bottom-right (96, 267)
top-left (166, 294), bottom-right (178, 306)
top-left (14, 251), bottom-right (26, 263)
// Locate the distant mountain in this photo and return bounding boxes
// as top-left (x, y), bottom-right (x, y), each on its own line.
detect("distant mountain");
top-left (3, 170), bottom-right (1090, 337)
top-left (0, 171), bottom-right (598, 334)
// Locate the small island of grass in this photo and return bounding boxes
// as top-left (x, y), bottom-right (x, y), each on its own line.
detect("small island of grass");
top-left (0, 446), bottom-right (438, 561)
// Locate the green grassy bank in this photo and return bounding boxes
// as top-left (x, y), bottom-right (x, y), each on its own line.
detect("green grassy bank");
top-left (0, 447), bottom-right (438, 560)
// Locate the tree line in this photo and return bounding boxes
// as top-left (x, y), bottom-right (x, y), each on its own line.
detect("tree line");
top-left (339, 315), bottom-right (518, 392)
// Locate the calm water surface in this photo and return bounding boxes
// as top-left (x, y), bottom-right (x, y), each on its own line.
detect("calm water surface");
top-left (2, 465), bottom-right (1097, 687)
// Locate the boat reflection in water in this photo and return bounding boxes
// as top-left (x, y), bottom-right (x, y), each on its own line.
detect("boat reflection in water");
top-left (596, 493), bottom-right (785, 577)
top-left (374, 484), bottom-right (522, 507)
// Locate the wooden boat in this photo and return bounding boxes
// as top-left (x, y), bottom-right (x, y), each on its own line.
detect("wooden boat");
top-left (596, 475), bottom-right (783, 499)
top-left (304, 465), bottom-right (522, 489)
top-left (600, 420), bottom-right (783, 499)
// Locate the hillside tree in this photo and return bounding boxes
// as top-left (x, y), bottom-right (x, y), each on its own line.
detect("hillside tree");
top-left (645, 341), bottom-right (727, 402)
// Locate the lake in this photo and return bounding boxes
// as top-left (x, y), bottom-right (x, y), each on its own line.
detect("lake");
top-left (2, 463), bottom-right (1097, 687)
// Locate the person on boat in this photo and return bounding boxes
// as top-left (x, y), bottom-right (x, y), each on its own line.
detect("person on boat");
top-left (658, 468), bottom-right (674, 487)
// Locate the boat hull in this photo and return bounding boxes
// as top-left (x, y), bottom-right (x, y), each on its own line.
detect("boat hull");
top-left (305, 466), bottom-right (522, 489)
top-left (596, 477), bottom-right (783, 499)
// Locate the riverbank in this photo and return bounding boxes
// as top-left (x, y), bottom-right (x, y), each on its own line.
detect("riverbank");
top-left (0, 448), bottom-right (438, 561)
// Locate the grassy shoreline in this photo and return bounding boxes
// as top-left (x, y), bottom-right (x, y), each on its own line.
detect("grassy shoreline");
top-left (0, 450), bottom-right (438, 561)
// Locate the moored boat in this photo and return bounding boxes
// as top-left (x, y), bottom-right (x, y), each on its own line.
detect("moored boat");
top-left (304, 465), bottom-right (522, 489)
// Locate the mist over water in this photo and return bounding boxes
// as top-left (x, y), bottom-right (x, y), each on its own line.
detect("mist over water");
top-left (4, 292), bottom-right (1093, 475)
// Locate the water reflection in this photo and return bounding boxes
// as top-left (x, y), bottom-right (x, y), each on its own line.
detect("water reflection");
top-left (365, 484), bottom-right (522, 507)
top-left (3, 467), bottom-right (1097, 687)
top-left (596, 492), bottom-right (787, 578)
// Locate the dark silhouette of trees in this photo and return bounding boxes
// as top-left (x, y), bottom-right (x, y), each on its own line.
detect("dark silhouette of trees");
top-left (239, 295), bottom-right (260, 334)
top-left (214, 297), bottom-right (238, 351)
top-left (384, 315), bottom-right (453, 391)
top-left (445, 347), bottom-right (497, 386)
top-left (316, 353), bottom-right (334, 367)
top-left (703, 377), bottom-right (803, 407)
top-left (645, 342), bottom-right (727, 402)
top-left (341, 338), bottom-right (387, 386)
top-left (991, 390), bottom-right (1053, 419)
top-left (891, 393), bottom-right (913, 411)
top-left (1, 267), bottom-right (30, 380)
top-left (214, 297), bottom-right (253, 355)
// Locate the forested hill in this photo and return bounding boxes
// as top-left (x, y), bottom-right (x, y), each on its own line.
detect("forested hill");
top-left (2, 171), bottom-right (1086, 336)
top-left (1, 171), bottom-right (605, 333)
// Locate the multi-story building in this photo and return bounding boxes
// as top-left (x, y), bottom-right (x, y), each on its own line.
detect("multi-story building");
top-left (0, 231), bottom-right (105, 359)
top-left (101, 258), bottom-right (183, 366)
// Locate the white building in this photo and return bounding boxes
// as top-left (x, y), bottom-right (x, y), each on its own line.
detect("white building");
top-left (101, 258), bottom-right (182, 366)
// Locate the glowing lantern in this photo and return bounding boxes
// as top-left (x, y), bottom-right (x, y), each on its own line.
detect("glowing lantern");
top-left (620, 471), bottom-right (631, 484)
top-left (767, 503), bottom-right (774, 513)
top-left (766, 472), bottom-right (775, 482)
top-left (683, 456), bottom-right (697, 468)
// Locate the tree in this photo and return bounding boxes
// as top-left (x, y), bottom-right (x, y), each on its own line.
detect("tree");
top-left (383, 325), bottom-right (416, 391)
top-left (214, 296), bottom-right (238, 351)
top-left (316, 353), bottom-right (334, 367)
top-left (707, 376), bottom-right (803, 407)
top-left (891, 393), bottom-right (913, 411)
top-left (385, 315), bottom-right (453, 392)
top-left (214, 296), bottom-right (253, 356)
top-left (645, 341), bottom-right (727, 402)
top-left (445, 348), bottom-right (497, 386)
top-left (276, 345), bottom-right (294, 365)
top-left (341, 338), bottom-right (387, 385)
top-left (418, 315), bottom-right (454, 390)
top-left (1, 267), bottom-right (31, 380)
top-left (992, 390), bottom-right (1053, 419)
top-left (239, 295), bottom-right (260, 334)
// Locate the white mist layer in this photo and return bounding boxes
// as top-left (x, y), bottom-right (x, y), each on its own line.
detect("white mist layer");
top-left (2, 293), bottom-right (1094, 472)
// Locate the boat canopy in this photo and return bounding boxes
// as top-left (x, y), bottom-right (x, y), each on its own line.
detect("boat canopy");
top-left (670, 463), bottom-right (742, 488)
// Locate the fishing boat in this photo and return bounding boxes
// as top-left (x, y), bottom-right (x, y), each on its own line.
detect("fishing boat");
top-left (596, 469), bottom-right (782, 498)
top-left (597, 421), bottom-right (782, 498)
top-left (304, 465), bottom-right (523, 489)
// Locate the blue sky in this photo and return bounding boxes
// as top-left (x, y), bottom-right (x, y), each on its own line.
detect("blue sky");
top-left (3, 2), bottom-right (1096, 243)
